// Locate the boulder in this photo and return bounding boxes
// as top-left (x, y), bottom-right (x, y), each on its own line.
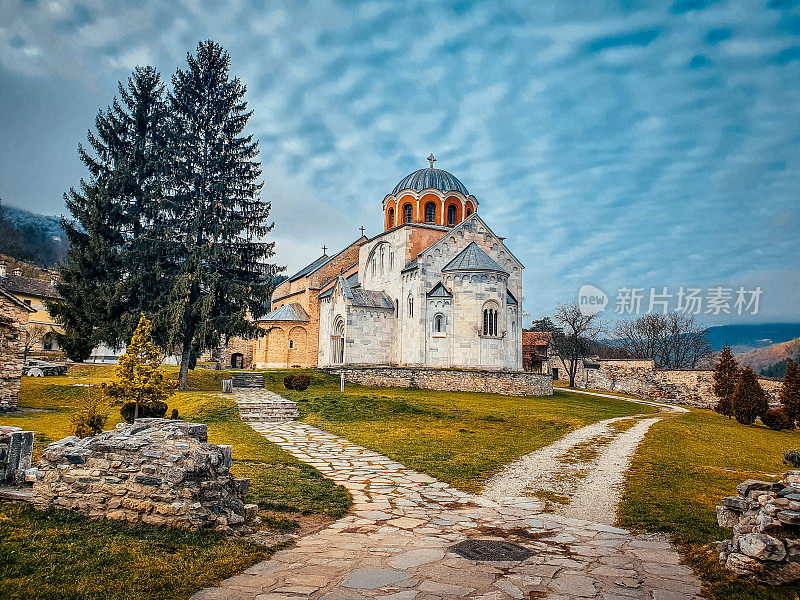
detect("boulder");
top-left (738, 533), bottom-right (786, 561)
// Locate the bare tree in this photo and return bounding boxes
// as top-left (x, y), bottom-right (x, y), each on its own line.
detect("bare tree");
top-left (613, 312), bottom-right (711, 368)
top-left (552, 303), bottom-right (605, 387)
top-left (23, 323), bottom-right (52, 362)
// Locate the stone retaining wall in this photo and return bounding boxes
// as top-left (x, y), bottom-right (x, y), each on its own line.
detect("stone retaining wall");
top-left (586, 359), bottom-right (782, 408)
top-left (0, 292), bottom-right (31, 411)
top-left (33, 419), bottom-right (256, 533)
top-left (328, 366), bottom-right (553, 397)
top-left (0, 425), bottom-right (33, 484)
top-left (717, 472), bottom-right (800, 585)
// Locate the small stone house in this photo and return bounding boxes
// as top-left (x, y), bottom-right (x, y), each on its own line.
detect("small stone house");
top-left (0, 287), bottom-right (35, 411)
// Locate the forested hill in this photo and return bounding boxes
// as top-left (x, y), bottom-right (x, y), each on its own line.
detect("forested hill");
top-left (0, 200), bottom-right (67, 267)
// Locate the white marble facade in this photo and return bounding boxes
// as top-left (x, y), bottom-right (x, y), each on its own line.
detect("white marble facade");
top-left (318, 214), bottom-right (523, 371)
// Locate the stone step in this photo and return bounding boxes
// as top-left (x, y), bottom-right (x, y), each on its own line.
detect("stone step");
top-left (231, 372), bottom-right (265, 388)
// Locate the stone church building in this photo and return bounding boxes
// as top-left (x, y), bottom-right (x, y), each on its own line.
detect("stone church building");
top-left (252, 157), bottom-right (524, 371)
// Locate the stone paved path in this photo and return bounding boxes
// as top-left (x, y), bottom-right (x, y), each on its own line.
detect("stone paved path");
top-left (193, 398), bottom-right (702, 600)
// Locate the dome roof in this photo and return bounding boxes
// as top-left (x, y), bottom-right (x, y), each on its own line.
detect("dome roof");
top-left (391, 167), bottom-right (470, 196)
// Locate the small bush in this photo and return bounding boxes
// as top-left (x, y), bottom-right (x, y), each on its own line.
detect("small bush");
top-left (762, 408), bottom-right (794, 431)
top-left (120, 400), bottom-right (168, 424)
top-left (283, 374), bottom-right (310, 391)
top-left (70, 389), bottom-right (109, 438)
top-left (785, 450), bottom-right (800, 468)
top-left (170, 408), bottom-right (179, 420)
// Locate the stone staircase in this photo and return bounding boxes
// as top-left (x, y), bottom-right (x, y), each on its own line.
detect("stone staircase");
top-left (231, 371), bottom-right (265, 389)
top-left (235, 390), bottom-right (299, 423)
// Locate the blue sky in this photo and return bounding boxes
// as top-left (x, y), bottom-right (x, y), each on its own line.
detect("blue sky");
top-left (0, 0), bottom-right (798, 325)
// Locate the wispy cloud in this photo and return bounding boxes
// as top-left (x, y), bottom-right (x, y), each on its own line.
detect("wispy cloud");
top-left (0, 0), bottom-right (798, 323)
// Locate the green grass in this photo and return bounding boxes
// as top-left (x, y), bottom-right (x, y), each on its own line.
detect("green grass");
top-left (264, 369), bottom-right (657, 492)
top-left (0, 364), bottom-right (350, 600)
top-left (619, 409), bottom-right (800, 600)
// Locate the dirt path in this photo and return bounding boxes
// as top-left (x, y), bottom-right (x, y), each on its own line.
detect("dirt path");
top-left (482, 390), bottom-right (687, 524)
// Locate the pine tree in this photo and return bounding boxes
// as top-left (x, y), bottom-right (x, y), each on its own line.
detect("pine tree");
top-left (166, 41), bottom-right (281, 389)
top-left (103, 315), bottom-right (175, 421)
top-left (780, 359), bottom-right (800, 425)
top-left (49, 66), bottom-right (171, 354)
top-left (732, 366), bottom-right (768, 426)
top-left (712, 345), bottom-right (738, 419)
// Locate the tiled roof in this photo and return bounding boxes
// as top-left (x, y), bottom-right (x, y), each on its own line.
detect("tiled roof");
top-left (0, 274), bottom-right (60, 300)
top-left (351, 288), bottom-right (394, 309)
top-left (427, 282), bottom-right (452, 298)
top-left (259, 303), bottom-right (310, 322)
top-left (0, 287), bottom-right (36, 312)
top-left (391, 168), bottom-right (470, 196)
top-left (522, 331), bottom-right (553, 345)
top-left (401, 258), bottom-right (418, 273)
top-left (442, 242), bottom-right (508, 274)
top-left (287, 254), bottom-right (332, 282)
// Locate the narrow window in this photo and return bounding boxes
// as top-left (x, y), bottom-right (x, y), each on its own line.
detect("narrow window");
top-left (425, 201), bottom-right (436, 223)
top-left (434, 314), bottom-right (444, 333)
top-left (388, 207), bottom-right (394, 227)
top-left (289, 339), bottom-right (294, 349)
top-left (390, 251), bottom-right (394, 270)
top-left (407, 295), bottom-right (413, 318)
top-left (466, 207), bottom-right (473, 217)
top-left (380, 247), bottom-right (384, 273)
top-left (395, 299), bottom-right (399, 317)
top-left (447, 204), bottom-right (457, 226)
top-left (403, 203), bottom-right (413, 223)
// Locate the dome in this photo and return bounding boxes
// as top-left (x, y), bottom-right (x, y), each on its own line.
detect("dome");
top-left (391, 167), bottom-right (470, 196)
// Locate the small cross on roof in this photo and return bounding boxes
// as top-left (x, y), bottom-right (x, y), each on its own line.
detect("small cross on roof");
top-left (427, 153), bottom-right (436, 169)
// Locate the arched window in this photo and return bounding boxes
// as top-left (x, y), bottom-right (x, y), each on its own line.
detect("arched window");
top-left (466, 207), bottom-right (473, 217)
top-left (424, 201), bottom-right (436, 223)
top-left (388, 207), bottom-right (394, 227)
top-left (289, 339), bottom-right (294, 349)
top-left (407, 294), bottom-right (414, 318)
top-left (403, 203), bottom-right (413, 223)
top-left (482, 304), bottom-right (499, 336)
top-left (434, 314), bottom-right (445, 334)
top-left (380, 247), bottom-right (385, 273)
top-left (447, 204), bottom-right (457, 226)
top-left (331, 318), bottom-right (345, 364)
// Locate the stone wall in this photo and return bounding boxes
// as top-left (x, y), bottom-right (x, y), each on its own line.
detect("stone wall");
top-left (0, 425), bottom-right (33, 484)
top-left (586, 359), bottom-right (782, 408)
top-left (0, 292), bottom-right (31, 411)
top-left (717, 473), bottom-right (800, 585)
top-left (33, 419), bottom-right (255, 533)
top-left (330, 366), bottom-right (553, 397)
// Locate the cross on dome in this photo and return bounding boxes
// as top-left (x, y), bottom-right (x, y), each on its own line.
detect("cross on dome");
top-left (427, 153), bottom-right (436, 169)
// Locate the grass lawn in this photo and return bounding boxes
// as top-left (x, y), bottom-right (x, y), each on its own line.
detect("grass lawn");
top-left (263, 370), bottom-right (657, 492)
top-left (619, 408), bottom-right (800, 600)
top-left (0, 364), bottom-right (350, 600)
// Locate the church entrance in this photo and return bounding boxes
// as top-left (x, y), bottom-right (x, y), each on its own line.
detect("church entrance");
top-left (331, 319), bottom-right (345, 364)
top-left (231, 353), bottom-right (244, 369)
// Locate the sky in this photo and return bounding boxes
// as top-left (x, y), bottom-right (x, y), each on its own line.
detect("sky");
top-left (0, 0), bottom-right (798, 326)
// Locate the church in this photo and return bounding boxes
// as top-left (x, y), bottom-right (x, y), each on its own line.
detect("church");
top-left (251, 156), bottom-right (524, 371)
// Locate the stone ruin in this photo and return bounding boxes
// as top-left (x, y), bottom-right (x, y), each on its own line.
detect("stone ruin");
top-left (0, 425), bottom-right (34, 484)
top-left (33, 418), bottom-right (257, 533)
top-left (717, 471), bottom-right (800, 585)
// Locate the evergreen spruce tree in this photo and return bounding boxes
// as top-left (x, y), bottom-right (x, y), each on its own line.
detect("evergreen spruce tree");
top-left (49, 66), bottom-right (171, 353)
top-left (712, 345), bottom-right (738, 419)
top-left (166, 41), bottom-right (280, 389)
top-left (780, 359), bottom-right (800, 425)
top-left (732, 366), bottom-right (768, 426)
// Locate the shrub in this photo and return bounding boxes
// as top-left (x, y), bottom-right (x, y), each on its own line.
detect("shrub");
top-left (785, 450), bottom-right (800, 468)
top-left (70, 389), bottom-right (109, 438)
top-left (714, 397), bottom-right (733, 418)
top-left (283, 374), bottom-right (311, 391)
top-left (120, 400), bottom-right (168, 424)
top-left (762, 409), bottom-right (793, 431)
top-left (170, 408), bottom-right (179, 420)
top-left (732, 366), bottom-right (768, 426)
top-left (780, 359), bottom-right (800, 425)
top-left (103, 315), bottom-right (175, 420)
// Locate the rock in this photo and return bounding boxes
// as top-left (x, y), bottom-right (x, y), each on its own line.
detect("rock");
top-left (722, 496), bottom-right (748, 511)
top-left (738, 533), bottom-right (786, 561)
top-left (717, 506), bottom-right (739, 528)
top-left (726, 553), bottom-right (763, 577)
top-left (737, 480), bottom-right (774, 498)
top-left (777, 510), bottom-right (800, 525)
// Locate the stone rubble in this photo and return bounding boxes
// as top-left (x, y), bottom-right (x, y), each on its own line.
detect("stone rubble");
top-left (717, 471), bottom-right (800, 584)
top-left (33, 418), bottom-right (256, 533)
top-left (193, 407), bottom-right (702, 600)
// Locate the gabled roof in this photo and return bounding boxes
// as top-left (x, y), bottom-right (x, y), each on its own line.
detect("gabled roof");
top-left (287, 254), bottom-right (331, 282)
top-left (522, 331), bottom-right (552, 346)
top-left (506, 290), bottom-right (518, 305)
top-left (442, 242), bottom-right (508, 274)
top-left (401, 258), bottom-right (418, 273)
top-left (0, 274), bottom-right (60, 300)
top-left (259, 303), bottom-right (310, 322)
top-left (352, 288), bottom-right (394, 309)
top-left (427, 282), bottom-right (452, 298)
top-left (0, 287), bottom-right (36, 312)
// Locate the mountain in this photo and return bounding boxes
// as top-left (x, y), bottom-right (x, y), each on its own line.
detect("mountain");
top-left (0, 202), bottom-right (67, 267)
top-left (735, 337), bottom-right (800, 375)
top-left (705, 323), bottom-right (800, 353)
